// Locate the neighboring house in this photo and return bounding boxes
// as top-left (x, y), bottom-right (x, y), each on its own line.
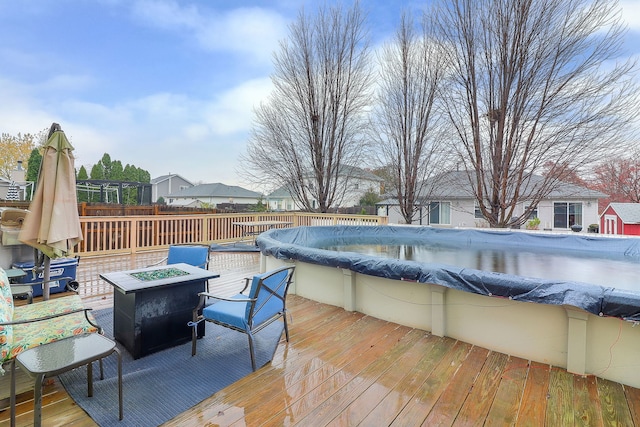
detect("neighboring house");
top-left (268, 165), bottom-right (385, 211)
top-left (600, 203), bottom-right (640, 236)
top-left (151, 174), bottom-right (194, 203)
top-left (0, 162), bottom-right (28, 201)
top-left (0, 177), bottom-right (12, 200)
top-left (378, 171), bottom-right (605, 232)
top-left (339, 165), bottom-right (385, 207)
top-left (167, 182), bottom-right (262, 207)
top-left (266, 186), bottom-right (303, 211)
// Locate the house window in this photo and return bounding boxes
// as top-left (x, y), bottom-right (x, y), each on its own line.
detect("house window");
top-left (526, 205), bottom-right (538, 219)
top-left (474, 202), bottom-right (483, 219)
top-left (429, 201), bottom-right (451, 225)
top-left (553, 202), bottom-right (582, 228)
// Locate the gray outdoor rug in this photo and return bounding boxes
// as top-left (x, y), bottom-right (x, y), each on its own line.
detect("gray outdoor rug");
top-left (59, 308), bottom-right (284, 427)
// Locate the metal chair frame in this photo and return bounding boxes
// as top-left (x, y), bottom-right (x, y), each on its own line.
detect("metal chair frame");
top-left (190, 265), bottom-right (295, 371)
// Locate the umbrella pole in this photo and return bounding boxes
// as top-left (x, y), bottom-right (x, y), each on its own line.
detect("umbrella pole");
top-left (43, 256), bottom-right (51, 301)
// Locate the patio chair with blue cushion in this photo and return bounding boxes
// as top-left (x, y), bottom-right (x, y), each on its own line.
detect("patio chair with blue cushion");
top-left (190, 265), bottom-right (295, 371)
top-left (149, 244), bottom-right (212, 289)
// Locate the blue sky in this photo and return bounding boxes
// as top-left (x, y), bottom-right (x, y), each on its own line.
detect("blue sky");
top-left (1, 1), bottom-right (638, 191)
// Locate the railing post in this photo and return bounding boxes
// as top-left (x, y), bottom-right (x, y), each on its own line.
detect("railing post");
top-left (202, 215), bottom-right (210, 243)
top-left (129, 218), bottom-right (138, 254)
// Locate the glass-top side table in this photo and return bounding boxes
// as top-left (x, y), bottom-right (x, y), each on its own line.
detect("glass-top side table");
top-left (10, 333), bottom-right (123, 427)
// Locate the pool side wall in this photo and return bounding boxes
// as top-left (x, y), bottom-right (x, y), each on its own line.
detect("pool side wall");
top-left (262, 253), bottom-right (640, 389)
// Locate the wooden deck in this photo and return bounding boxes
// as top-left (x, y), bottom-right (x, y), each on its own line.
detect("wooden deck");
top-left (3, 251), bottom-right (640, 426)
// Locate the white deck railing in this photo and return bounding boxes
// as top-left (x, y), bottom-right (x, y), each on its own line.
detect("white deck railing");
top-left (77, 212), bottom-right (387, 256)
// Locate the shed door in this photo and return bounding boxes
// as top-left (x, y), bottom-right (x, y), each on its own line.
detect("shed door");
top-left (604, 214), bottom-right (617, 235)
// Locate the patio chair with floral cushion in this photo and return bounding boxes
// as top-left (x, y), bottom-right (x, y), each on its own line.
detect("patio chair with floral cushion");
top-left (0, 267), bottom-right (101, 415)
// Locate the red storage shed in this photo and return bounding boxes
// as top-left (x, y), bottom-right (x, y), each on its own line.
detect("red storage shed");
top-left (600, 203), bottom-right (640, 236)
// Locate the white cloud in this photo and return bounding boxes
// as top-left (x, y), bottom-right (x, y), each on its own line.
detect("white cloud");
top-left (65, 79), bottom-right (275, 185)
top-left (39, 74), bottom-right (96, 93)
top-left (0, 79), bottom-right (52, 133)
top-left (194, 7), bottom-right (287, 63)
top-left (205, 77), bottom-right (273, 136)
top-left (130, 0), bottom-right (201, 31)
top-left (130, 0), bottom-right (287, 64)
top-left (0, 71), bottom-right (264, 185)
top-left (620, 1), bottom-right (640, 31)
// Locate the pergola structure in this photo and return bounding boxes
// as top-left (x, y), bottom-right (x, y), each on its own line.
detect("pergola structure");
top-left (76, 180), bottom-right (152, 204)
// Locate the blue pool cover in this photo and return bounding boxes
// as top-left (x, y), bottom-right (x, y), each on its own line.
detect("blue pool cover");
top-left (257, 225), bottom-right (640, 321)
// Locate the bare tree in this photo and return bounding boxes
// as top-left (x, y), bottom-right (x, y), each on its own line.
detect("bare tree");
top-left (435, 0), bottom-right (638, 227)
top-left (370, 12), bottom-right (447, 224)
top-left (242, 2), bottom-right (373, 212)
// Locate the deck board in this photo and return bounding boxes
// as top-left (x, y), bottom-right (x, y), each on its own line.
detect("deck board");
top-left (358, 334), bottom-right (449, 426)
top-left (574, 375), bottom-right (604, 427)
top-left (485, 356), bottom-right (529, 425)
top-left (546, 368), bottom-right (575, 426)
top-left (597, 378), bottom-right (635, 426)
top-left (3, 251), bottom-right (640, 427)
top-left (423, 345), bottom-right (489, 426)
top-left (391, 340), bottom-right (472, 426)
top-left (325, 329), bottom-right (430, 426)
top-left (516, 361), bottom-right (550, 425)
top-left (291, 325), bottom-right (417, 426)
top-left (624, 384), bottom-right (640, 426)
top-left (453, 351), bottom-right (509, 426)
top-left (257, 321), bottom-right (407, 426)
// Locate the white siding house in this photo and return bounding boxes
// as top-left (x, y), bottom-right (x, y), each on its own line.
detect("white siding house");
top-left (167, 183), bottom-right (262, 207)
top-left (266, 186), bottom-right (302, 211)
top-left (151, 174), bottom-right (194, 203)
top-left (267, 166), bottom-right (384, 211)
top-left (339, 165), bottom-right (385, 207)
top-left (0, 161), bottom-right (29, 201)
top-left (378, 171), bottom-right (605, 232)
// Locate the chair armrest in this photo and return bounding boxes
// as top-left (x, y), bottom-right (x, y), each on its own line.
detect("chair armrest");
top-left (147, 257), bottom-right (168, 267)
top-left (0, 307), bottom-right (102, 333)
top-left (240, 277), bottom-right (251, 294)
top-left (197, 292), bottom-right (255, 303)
top-left (10, 277), bottom-right (79, 297)
top-left (193, 291), bottom-right (256, 315)
top-left (10, 276), bottom-right (75, 288)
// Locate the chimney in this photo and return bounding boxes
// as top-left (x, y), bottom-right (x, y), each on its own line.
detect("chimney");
top-left (10, 161), bottom-right (26, 183)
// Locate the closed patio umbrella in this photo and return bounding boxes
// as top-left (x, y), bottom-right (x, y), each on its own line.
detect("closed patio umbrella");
top-left (19, 123), bottom-right (82, 300)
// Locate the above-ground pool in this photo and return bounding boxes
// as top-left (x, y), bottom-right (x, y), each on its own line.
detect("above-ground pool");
top-left (258, 225), bottom-right (640, 320)
top-left (257, 225), bottom-right (640, 388)
top-left (323, 238), bottom-right (640, 292)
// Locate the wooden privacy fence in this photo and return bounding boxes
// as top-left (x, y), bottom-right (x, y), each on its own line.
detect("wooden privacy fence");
top-left (77, 212), bottom-right (387, 256)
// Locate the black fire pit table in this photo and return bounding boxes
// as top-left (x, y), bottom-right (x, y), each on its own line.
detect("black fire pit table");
top-left (100, 262), bottom-right (219, 359)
